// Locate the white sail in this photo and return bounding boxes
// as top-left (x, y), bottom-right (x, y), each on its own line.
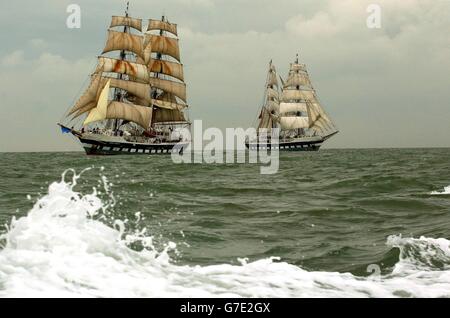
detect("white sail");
top-left (63, 13), bottom-right (191, 132)
top-left (149, 59), bottom-right (184, 81)
top-left (279, 116), bottom-right (309, 130)
top-left (256, 61), bottom-right (280, 130)
top-left (290, 63), bottom-right (307, 72)
top-left (279, 102), bottom-right (308, 114)
top-left (102, 30), bottom-right (144, 60)
top-left (150, 77), bottom-right (187, 102)
top-left (266, 87), bottom-right (279, 101)
top-left (145, 35), bottom-right (180, 62)
top-left (107, 77), bottom-right (151, 105)
top-left (147, 19), bottom-right (178, 36)
top-left (268, 70), bottom-right (278, 87)
top-left (110, 16), bottom-right (143, 32)
top-left (266, 100), bottom-right (279, 115)
top-left (284, 73), bottom-right (312, 88)
top-left (68, 75), bottom-right (106, 116)
top-left (105, 101), bottom-right (153, 129)
top-left (307, 101), bottom-right (337, 135)
top-left (282, 89), bottom-right (315, 102)
top-left (84, 80), bottom-right (111, 126)
top-left (95, 57), bottom-right (150, 83)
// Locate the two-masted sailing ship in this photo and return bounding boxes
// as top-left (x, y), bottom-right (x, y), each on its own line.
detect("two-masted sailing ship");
top-left (246, 55), bottom-right (338, 151)
top-left (59, 7), bottom-right (190, 155)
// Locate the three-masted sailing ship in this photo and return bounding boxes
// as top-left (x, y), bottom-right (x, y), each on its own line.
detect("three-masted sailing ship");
top-left (59, 6), bottom-right (190, 155)
top-left (246, 55), bottom-right (338, 151)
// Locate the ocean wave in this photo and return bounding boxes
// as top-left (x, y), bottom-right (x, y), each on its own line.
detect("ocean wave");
top-left (0, 170), bottom-right (449, 298)
top-left (431, 185), bottom-right (450, 195)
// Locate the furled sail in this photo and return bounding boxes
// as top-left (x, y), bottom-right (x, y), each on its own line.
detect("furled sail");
top-left (95, 57), bottom-right (150, 83)
top-left (149, 59), bottom-right (184, 81)
top-left (110, 16), bottom-right (143, 32)
top-left (147, 19), bottom-right (178, 36)
top-left (150, 77), bottom-right (187, 102)
top-left (145, 35), bottom-right (180, 62)
top-left (102, 30), bottom-right (144, 60)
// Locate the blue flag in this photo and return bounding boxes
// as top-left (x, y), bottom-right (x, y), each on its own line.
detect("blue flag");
top-left (61, 126), bottom-right (71, 134)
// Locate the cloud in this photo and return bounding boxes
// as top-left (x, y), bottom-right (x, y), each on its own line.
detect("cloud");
top-left (1, 50), bottom-right (25, 66)
top-left (1, 0), bottom-right (450, 151)
top-left (0, 51), bottom-right (93, 151)
top-left (286, 12), bottom-right (339, 37)
top-left (29, 38), bottom-right (48, 50)
top-left (175, 0), bottom-right (214, 7)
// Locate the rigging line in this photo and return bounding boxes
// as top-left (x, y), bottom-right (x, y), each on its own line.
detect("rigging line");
top-left (251, 60), bottom-right (273, 129)
top-left (59, 59), bottom-right (98, 123)
top-left (297, 60), bottom-right (336, 135)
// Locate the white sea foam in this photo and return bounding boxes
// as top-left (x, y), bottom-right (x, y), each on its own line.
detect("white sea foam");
top-left (431, 185), bottom-right (450, 195)
top-left (0, 171), bottom-right (449, 298)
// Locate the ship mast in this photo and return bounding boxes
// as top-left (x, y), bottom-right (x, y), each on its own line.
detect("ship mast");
top-left (295, 53), bottom-right (302, 138)
top-left (278, 54), bottom-right (338, 138)
top-left (150, 15), bottom-right (165, 131)
top-left (146, 16), bottom-right (189, 130)
top-left (256, 60), bottom-right (280, 134)
top-left (111, 2), bottom-right (130, 131)
top-left (65, 10), bottom-right (189, 133)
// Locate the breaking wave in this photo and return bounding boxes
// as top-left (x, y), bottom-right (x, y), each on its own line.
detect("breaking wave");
top-left (431, 185), bottom-right (450, 195)
top-left (0, 170), bottom-right (449, 298)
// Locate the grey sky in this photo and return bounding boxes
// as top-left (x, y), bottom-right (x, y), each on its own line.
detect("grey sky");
top-left (0, 0), bottom-right (449, 152)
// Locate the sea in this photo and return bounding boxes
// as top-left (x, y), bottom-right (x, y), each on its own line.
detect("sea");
top-left (0, 148), bottom-right (449, 297)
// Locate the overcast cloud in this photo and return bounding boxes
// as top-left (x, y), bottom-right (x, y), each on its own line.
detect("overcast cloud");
top-left (0, 0), bottom-right (449, 151)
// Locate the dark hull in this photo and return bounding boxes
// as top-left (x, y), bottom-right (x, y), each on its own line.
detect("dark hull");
top-left (245, 139), bottom-right (323, 152)
top-left (78, 137), bottom-right (186, 156)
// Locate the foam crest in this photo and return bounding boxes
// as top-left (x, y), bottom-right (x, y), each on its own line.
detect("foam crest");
top-left (0, 170), bottom-right (449, 298)
top-left (431, 185), bottom-right (450, 195)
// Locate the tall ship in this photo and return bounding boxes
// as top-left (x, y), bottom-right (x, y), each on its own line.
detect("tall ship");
top-left (246, 55), bottom-right (338, 151)
top-left (59, 5), bottom-right (190, 155)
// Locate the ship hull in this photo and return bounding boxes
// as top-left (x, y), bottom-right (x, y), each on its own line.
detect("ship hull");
top-left (65, 129), bottom-right (187, 156)
top-left (79, 137), bottom-right (186, 155)
top-left (245, 137), bottom-right (323, 152)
